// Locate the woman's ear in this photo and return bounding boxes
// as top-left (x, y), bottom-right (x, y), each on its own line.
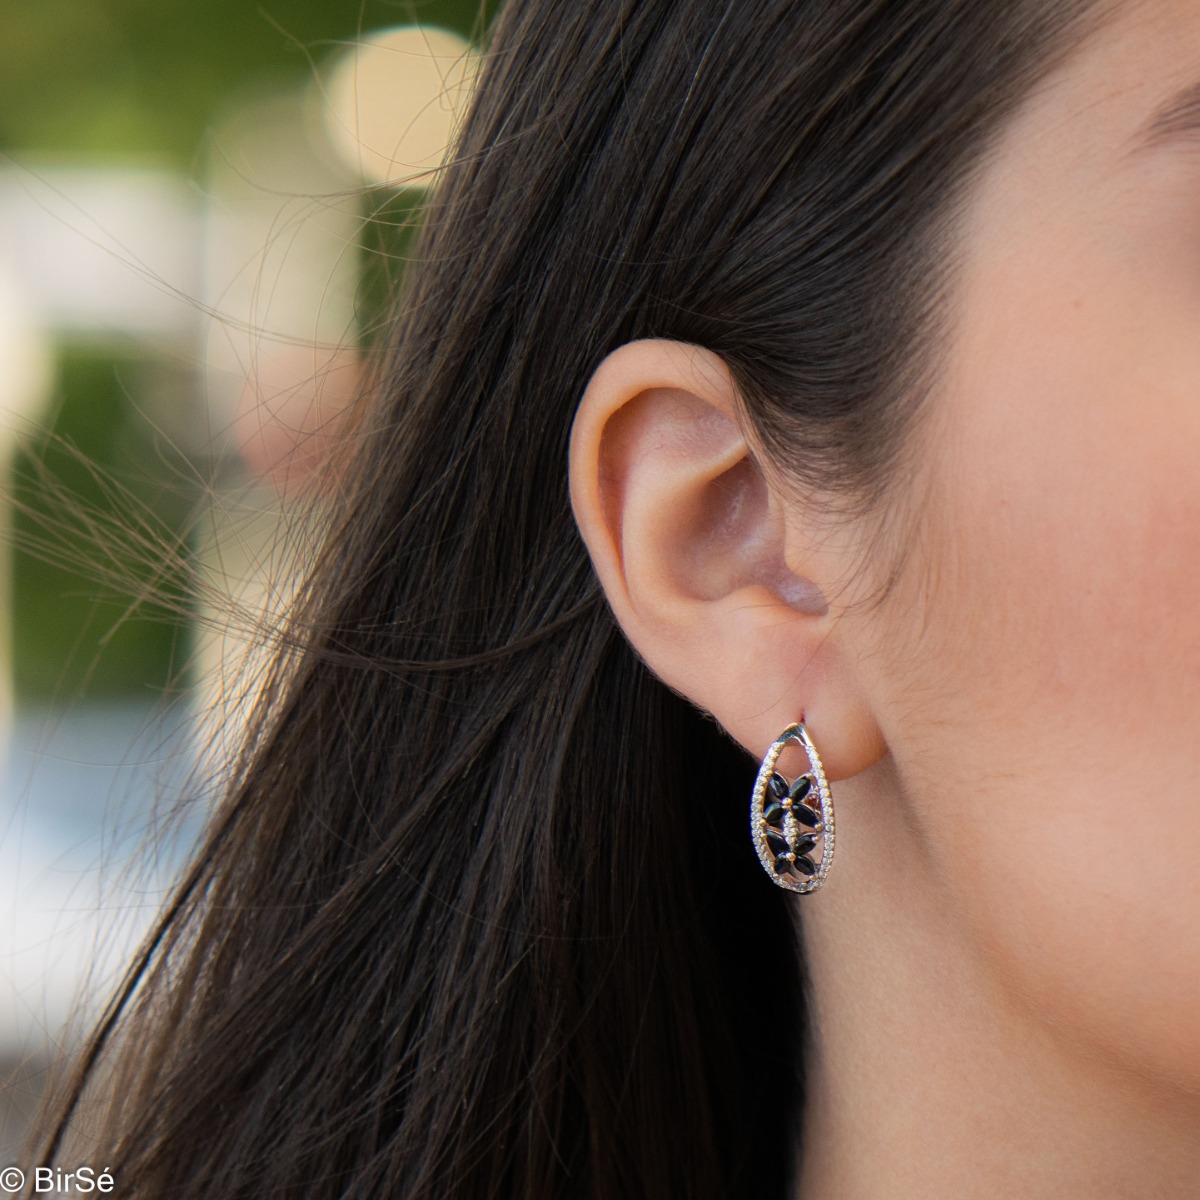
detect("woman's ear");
top-left (568, 338), bottom-right (886, 778)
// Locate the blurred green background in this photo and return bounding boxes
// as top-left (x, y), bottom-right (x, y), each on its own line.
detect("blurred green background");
top-left (1, 0), bottom-right (496, 166)
top-left (0, 4), bottom-right (510, 1149)
top-left (1, 0), bottom-right (496, 701)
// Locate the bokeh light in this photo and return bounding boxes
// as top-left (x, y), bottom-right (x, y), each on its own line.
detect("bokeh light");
top-left (322, 26), bottom-right (480, 187)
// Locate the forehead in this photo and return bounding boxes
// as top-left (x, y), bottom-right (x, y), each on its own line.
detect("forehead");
top-left (918, 0), bottom-right (1200, 495)
top-left (941, 0), bottom-right (1200, 296)
top-left (994, 0), bottom-right (1200, 183)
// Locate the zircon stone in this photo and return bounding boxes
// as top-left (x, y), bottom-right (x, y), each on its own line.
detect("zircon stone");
top-left (791, 834), bottom-right (817, 856)
top-left (773, 853), bottom-right (794, 875)
top-left (768, 774), bottom-right (789, 800)
top-left (763, 798), bottom-right (785, 825)
top-left (766, 831), bottom-right (789, 856)
top-left (793, 804), bottom-right (821, 829)
top-left (793, 854), bottom-right (818, 877)
top-left (789, 775), bottom-right (812, 802)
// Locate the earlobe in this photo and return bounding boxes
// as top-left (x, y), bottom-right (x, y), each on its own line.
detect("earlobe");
top-left (568, 338), bottom-right (887, 781)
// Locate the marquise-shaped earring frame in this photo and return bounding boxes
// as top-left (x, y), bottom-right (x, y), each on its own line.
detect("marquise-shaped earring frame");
top-left (750, 721), bottom-right (836, 894)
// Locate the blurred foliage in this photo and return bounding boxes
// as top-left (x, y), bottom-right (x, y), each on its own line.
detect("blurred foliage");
top-left (358, 185), bottom-right (428, 351)
top-left (9, 341), bottom-right (194, 701)
top-left (2, 0), bottom-right (500, 700)
top-left (0, 0), bottom-right (500, 168)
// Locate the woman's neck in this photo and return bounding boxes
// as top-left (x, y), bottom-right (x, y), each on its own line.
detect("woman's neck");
top-left (793, 757), bottom-right (1200, 1199)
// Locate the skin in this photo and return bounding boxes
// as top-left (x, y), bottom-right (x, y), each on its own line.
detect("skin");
top-left (568, 1), bottom-right (1200, 1195)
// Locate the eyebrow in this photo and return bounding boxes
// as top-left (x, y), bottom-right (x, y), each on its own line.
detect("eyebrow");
top-left (1127, 79), bottom-right (1200, 155)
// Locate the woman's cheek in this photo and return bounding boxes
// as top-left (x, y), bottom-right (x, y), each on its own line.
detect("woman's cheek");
top-left (891, 331), bottom-right (1200, 1092)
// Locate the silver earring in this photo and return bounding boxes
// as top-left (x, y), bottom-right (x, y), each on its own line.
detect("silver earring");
top-left (750, 720), bottom-right (835, 893)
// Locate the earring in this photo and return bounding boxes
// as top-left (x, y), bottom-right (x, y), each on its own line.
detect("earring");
top-left (750, 720), bottom-right (835, 893)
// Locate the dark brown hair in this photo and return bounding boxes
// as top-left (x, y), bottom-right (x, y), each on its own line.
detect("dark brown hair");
top-left (29, 1), bottom-right (1112, 1196)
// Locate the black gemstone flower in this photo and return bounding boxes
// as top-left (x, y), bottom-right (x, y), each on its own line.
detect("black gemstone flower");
top-left (762, 771), bottom-right (822, 881)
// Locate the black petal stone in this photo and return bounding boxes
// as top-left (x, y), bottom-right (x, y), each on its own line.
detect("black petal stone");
top-left (793, 854), bottom-right (818, 877)
top-left (763, 798), bottom-right (785, 825)
top-left (768, 773), bottom-right (789, 800)
top-left (791, 834), bottom-right (817, 856)
top-left (793, 803), bottom-right (822, 829)
top-left (789, 775), bottom-right (812, 802)
top-left (773, 853), bottom-right (794, 875)
top-left (766, 831), bottom-right (789, 856)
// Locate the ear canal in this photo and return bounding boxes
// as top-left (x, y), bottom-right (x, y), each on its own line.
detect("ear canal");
top-left (775, 571), bottom-right (828, 614)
